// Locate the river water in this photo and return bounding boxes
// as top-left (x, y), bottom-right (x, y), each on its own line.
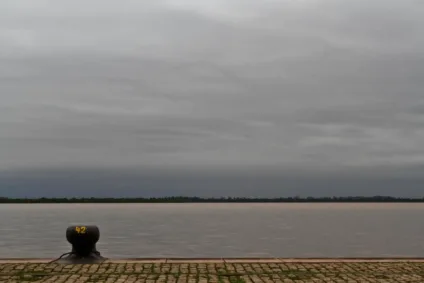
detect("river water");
top-left (0, 203), bottom-right (423, 258)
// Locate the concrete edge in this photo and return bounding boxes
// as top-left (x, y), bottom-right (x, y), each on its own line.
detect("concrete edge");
top-left (2, 258), bottom-right (424, 264)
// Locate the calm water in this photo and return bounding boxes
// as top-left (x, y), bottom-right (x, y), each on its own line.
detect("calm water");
top-left (1, 203), bottom-right (424, 258)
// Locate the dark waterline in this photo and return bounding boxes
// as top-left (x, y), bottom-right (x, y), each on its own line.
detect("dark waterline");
top-left (1, 203), bottom-right (424, 258)
top-left (2, 196), bottom-right (424, 203)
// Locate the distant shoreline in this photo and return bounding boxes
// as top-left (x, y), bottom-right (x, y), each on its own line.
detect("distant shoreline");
top-left (1, 196), bottom-right (424, 203)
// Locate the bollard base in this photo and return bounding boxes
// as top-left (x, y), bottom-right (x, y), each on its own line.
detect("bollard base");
top-left (55, 252), bottom-right (106, 264)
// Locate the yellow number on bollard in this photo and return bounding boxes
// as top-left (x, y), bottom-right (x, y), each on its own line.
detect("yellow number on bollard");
top-left (75, 226), bottom-right (87, 234)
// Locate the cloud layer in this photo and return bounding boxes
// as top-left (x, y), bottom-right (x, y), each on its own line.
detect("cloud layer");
top-left (1, 0), bottom-right (424, 196)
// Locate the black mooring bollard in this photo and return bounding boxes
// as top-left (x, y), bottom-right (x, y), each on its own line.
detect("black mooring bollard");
top-left (53, 225), bottom-right (106, 264)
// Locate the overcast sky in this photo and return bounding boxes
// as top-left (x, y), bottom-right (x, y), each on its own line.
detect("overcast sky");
top-left (1, 0), bottom-right (424, 197)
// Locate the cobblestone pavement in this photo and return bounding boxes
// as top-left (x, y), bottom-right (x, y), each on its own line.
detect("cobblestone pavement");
top-left (1, 261), bottom-right (424, 283)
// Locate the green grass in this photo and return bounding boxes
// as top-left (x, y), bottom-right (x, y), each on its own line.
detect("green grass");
top-left (229, 276), bottom-right (246, 283)
top-left (14, 271), bottom-right (52, 282)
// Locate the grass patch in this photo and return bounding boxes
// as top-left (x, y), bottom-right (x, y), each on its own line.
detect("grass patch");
top-left (15, 271), bottom-right (52, 282)
top-left (216, 275), bottom-right (246, 283)
top-left (229, 276), bottom-right (246, 283)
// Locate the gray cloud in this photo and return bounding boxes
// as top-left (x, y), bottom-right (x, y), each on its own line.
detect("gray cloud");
top-left (1, 0), bottom-right (424, 196)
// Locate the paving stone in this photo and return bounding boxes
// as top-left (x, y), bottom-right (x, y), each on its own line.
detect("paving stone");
top-left (1, 261), bottom-right (424, 282)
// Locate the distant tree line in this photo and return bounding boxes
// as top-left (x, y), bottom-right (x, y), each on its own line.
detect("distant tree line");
top-left (1, 196), bottom-right (424, 203)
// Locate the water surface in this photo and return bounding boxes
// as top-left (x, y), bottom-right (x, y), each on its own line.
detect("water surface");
top-left (0, 203), bottom-right (423, 258)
